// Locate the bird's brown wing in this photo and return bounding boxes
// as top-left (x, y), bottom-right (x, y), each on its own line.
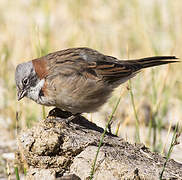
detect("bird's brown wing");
top-left (91, 59), bottom-right (139, 84)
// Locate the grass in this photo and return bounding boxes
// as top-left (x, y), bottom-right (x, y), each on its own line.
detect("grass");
top-left (129, 80), bottom-right (140, 143)
top-left (159, 122), bottom-right (180, 179)
top-left (0, 0), bottom-right (181, 178)
top-left (14, 166), bottom-right (20, 180)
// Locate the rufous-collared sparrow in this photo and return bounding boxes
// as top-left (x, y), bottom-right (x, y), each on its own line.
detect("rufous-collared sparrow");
top-left (15, 47), bottom-right (178, 115)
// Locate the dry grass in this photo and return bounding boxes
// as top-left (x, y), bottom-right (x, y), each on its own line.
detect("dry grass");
top-left (0, 0), bottom-right (182, 177)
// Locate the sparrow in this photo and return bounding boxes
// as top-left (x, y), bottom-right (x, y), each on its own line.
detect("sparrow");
top-left (15, 47), bottom-right (178, 115)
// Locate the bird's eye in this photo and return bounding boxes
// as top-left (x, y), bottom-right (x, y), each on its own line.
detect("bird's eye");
top-left (22, 78), bottom-right (29, 86)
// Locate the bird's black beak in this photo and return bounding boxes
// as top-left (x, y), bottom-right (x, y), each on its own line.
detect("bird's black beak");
top-left (17, 89), bottom-right (27, 101)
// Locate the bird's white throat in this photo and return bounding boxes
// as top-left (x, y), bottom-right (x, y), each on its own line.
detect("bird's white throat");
top-left (27, 79), bottom-right (45, 103)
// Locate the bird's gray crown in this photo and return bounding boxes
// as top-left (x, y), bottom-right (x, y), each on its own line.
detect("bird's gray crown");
top-left (15, 61), bottom-right (35, 89)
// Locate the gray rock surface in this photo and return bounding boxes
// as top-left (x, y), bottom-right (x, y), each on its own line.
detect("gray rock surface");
top-left (17, 115), bottom-right (182, 180)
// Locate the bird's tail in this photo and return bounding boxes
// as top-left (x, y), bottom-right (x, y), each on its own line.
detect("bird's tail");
top-left (105, 56), bottom-right (179, 86)
top-left (136, 56), bottom-right (178, 69)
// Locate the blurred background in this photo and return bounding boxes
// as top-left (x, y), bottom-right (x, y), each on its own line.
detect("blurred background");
top-left (0, 0), bottom-right (182, 178)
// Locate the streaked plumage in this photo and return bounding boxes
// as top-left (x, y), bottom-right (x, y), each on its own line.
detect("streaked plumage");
top-left (15, 47), bottom-right (178, 114)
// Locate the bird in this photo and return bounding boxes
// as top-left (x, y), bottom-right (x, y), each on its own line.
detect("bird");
top-left (15, 47), bottom-right (178, 117)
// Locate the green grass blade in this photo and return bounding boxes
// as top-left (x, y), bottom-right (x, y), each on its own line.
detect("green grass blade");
top-left (14, 166), bottom-right (20, 180)
top-left (159, 122), bottom-right (179, 179)
top-left (89, 93), bottom-right (122, 180)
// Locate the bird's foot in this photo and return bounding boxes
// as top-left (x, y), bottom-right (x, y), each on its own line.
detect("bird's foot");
top-left (47, 108), bottom-right (80, 125)
top-left (65, 113), bottom-right (80, 125)
top-left (47, 108), bottom-right (73, 119)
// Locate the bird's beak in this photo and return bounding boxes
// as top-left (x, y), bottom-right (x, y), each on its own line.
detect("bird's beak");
top-left (17, 89), bottom-right (27, 101)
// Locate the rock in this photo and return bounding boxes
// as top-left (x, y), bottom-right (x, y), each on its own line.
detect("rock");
top-left (17, 115), bottom-right (182, 180)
